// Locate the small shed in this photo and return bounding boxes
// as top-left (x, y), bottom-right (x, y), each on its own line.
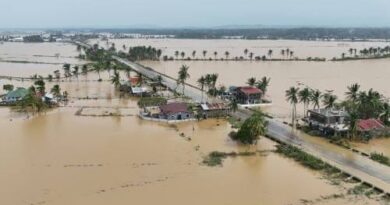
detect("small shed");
top-left (200, 103), bottom-right (230, 118)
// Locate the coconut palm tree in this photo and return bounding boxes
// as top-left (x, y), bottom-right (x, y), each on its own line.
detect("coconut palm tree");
top-left (345, 83), bottom-right (360, 102)
top-left (247, 77), bottom-right (257, 86)
top-left (197, 76), bottom-right (206, 103)
top-left (51, 85), bottom-right (61, 99)
top-left (286, 87), bottom-right (299, 127)
top-left (256, 77), bottom-right (271, 95)
top-left (62, 64), bottom-right (71, 79)
top-left (34, 79), bottom-right (46, 95)
top-left (202, 50), bottom-right (207, 59)
top-left (111, 71), bottom-right (121, 89)
top-left (229, 98), bottom-right (238, 113)
top-left (249, 52), bottom-right (254, 61)
top-left (244, 49), bottom-right (249, 57)
top-left (192, 50), bottom-right (196, 59)
top-left (72, 65), bottom-right (79, 80)
top-left (268, 49), bottom-right (273, 59)
top-left (82, 64), bottom-right (88, 75)
top-left (298, 87), bottom-right (311, 117)
top-left (209, 73), bottom-right (219, 96)
top-left (213, 51), bottom-right (218, 60)
top-left (177, 65), bottom-right (190, 95)
top-left (380, 102), bottom-right (390, 125)
top-left (174, 51), bottom-right (179, 60)
top-left (234, 111), bottom-right (268, 144)
top-left (93, 63), bottom-right (103, 81)
top-left (322, 93), bottom-right (338, 109)
top-left (224, 51), bottom-right (230, 60)
top-left (180, 51), bottom-right (185, 60)
top-left (310, 89), bottom-right (322, 109)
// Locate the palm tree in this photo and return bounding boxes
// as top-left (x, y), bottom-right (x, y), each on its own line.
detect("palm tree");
top-left (247, 77), bottom-right (257, 86)
top-left (268, 49), bottom-right (273, 59)
top-left (72, 65), bottom-right (79, 80)
top-left (34, 79), bottom-right (46, 95)
top-left (298, 87), bottom-right (311, 117)
top-left (82, 64), bottom-right (88, 75)
top-left (249, 52), bottom-right (254, 61)
top-left (256, 77), bottom-right (271, 95)
top-left (51, 85), bottom-right (61, 98)
top-left (111, 71), bottom-right (121, 89)
top-left (93, 63), bottom-right (103, 81)
top-left (322, 93), bottom-right (337, 109)
top-left (310, 89), bottom-right (322, 109)
top-left (380, 102), bottom-right (390, 125)
top-left (54, 70), bottom-right (60, 81)
top-left (213, 51), bottom-right (218, 60)
top-left (210, 73), bottom-right (219, 96)
top-left (62, 64), bottom-right (71, 79)
top-left (197, 76), bottom-right (206, 103)
top-left (180, 51), bottom-right (185, 59)
top-left (174, 51), bottom-right (179, 60)
top-left (177, 65), bottom-right (190, 95)
top-left (244, 49), bottom-right (249, 57)
top-left (229, 99), bottom-right (238, 113)
top-left (235, 111), bottom-right (268, 144)
top-left (286, 87), bottom-right (299, 127)
top-left (345, 83), bottom-right (360, 102)
top-left (224, 51), bottom-right (230, 60)
top-left (192, 50), bottom-right (196, 59)
top-left (202, 50), bottom-right (207, 59)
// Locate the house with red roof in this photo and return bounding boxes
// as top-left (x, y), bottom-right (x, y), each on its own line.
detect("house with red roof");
top-left (234, 86), bottom-right (263, 105)
top-left (357, 119), bottom-right (385, 132)
top-left (159, 102), bottom-right (193, 120)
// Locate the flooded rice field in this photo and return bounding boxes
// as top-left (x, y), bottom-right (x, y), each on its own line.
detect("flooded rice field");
top-left (0, 41), bottom-right (389, 204)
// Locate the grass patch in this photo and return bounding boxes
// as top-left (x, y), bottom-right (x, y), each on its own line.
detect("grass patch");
top-left (370, 152), bottom-right (390, 167)
top-left (202, 151), bottom-right (256, 167)
top-left (137, 97), bottom-right (167, 108)
top-left (348, 183), bottom-right (371, 195)
top-left (275, 144), bottom-right (330, 171)
top-left (227, 116), bottom-right (243, 129)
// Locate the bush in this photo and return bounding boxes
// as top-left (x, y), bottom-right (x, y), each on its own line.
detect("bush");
top-left (137, 97), bottom-right (167, 108)
top-left (370, 152), bottom-right (390, 166)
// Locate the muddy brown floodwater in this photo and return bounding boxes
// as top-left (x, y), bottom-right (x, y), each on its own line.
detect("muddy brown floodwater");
top-left (0, 42), bottom-right (388, 205)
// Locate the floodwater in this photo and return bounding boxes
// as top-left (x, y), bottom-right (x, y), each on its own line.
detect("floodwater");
top-left (0, 42), bottom-right (388, 205)
top-left (0, 97), bottom-right (379, 205)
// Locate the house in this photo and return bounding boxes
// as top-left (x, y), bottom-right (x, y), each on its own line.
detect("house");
top-left (233, 86), bottom-right (263, 105)
top-left (357, 119), bottom-right (385, 132)
top-left (306, 108), bottom-right (349, 133)
top-left (2, 88), bottom-right (28, 103)
top-left (199, 103), bottom-right (230, 118)
top-left (159, 102), bottom-right (192, 120)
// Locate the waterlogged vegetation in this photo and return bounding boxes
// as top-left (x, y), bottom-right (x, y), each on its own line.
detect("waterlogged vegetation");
top-left (202, 151), bottom-right (256, 167)
top-left (334, 45), bottom-right (390, 61)
top-left (369, 152), bottom-right (390, 167)
top-left (229, 111), bottom-right (268, 144)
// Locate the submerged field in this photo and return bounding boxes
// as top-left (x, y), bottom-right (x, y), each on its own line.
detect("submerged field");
top-left (0, 41), bottom-right (389, 205)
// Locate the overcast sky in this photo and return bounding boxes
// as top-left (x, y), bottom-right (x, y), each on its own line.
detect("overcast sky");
top-left (1, 0), bottom-right (390, 28)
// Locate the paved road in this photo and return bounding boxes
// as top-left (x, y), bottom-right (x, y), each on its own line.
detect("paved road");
top-left (75, 41), bottom-right (390, 193)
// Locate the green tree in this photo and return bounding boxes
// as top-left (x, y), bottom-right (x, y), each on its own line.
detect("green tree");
top-left (3, 84), bottom-right (14, 92)
top-left (34, 79), bottom-right (46, 95)
top-left (177, 65), bottom-right (190, 95)
top-left (111, 71), bottom-right (121, 89)
top-left (256, 77), bottom-right (271, 95)
top-left (229, 99), bottom-right (238, 113)
top-left (286, 87), bottom-right (299, 127)
top-left (322, 92), bottom-right (338, 109)
top-left (233, 111), bottom-right (268, 144)
top-left (247, 77), bottom-right (257, 86)
top-left (310, 89), bottom-right (322, 109)
top-left (51, 85), bottom-right (61, 98)
top-left (197, 76), bottom-right (206, 103)
top-left (345, 83), bottom-right (360, 102)
top-left (298, 87), bottom-right (311, 117)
